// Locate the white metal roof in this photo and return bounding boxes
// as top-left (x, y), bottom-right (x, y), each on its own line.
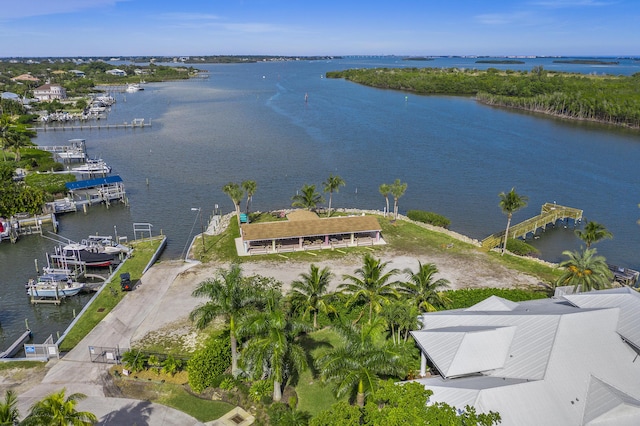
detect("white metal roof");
top-left (408, 289), bottom-right (640, 425)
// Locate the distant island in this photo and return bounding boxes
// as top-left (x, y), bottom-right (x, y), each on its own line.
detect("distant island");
top-left (326, 66), bottom-right (640, 130)
top-left (553, 59), bottom-right (619, 65)
top-left (403, 57), bottom-right (434, 62)
top-left (475, 60), bottom-right (525, 64)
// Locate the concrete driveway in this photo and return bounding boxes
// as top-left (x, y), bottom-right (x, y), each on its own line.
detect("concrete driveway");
top-left (17, 260), bottom-right (208, 425)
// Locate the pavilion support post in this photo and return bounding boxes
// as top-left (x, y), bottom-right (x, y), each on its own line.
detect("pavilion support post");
top-left (299, 236), bottom-right (303, 249)
top-left (350, 233), bottom-right (355, 245)
top-left (272, 239), bottom-right (276, 252)
top-left (325, 235), bottom-right (329, 246)
top-left (420, 352), bottom-right (427, 376)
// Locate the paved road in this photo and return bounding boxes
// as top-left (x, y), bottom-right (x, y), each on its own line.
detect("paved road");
top-left (17, 260), bottom-right (208, 425)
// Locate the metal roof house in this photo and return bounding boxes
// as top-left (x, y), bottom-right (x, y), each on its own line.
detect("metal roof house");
top-left (409, 288), bottom-right (640, 425)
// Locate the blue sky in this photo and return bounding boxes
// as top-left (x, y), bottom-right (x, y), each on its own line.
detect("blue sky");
top-left (1, 0), bottom-right (638, 57)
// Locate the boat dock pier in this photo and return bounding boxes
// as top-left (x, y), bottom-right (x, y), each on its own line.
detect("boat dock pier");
top-left (44, 175), bottom-right (127, 215)
top-left (0, 213), bottom-right (58, 244)
top-left (30, 118), bottom-right (151, 132)
top-left (30, 138), bottom-right (87, 162)
top-left (0, 328), bottom-right (32, 358)
top-left (482, 203), bottom-right (583, 250)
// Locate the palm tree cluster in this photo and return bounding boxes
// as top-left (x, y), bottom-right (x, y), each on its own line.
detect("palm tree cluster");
top-left (1, 388), bottom-right (97, 425)
top-left (222, 180), bottom-right (257, 224)
top-left (189, 253), bottom-right (451, 407)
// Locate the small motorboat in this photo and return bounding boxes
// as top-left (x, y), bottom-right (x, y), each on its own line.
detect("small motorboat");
top-left (26, 273), bottom-right (84, 298)
top-left (61, 243), bottom-right (116, 267)
top-left (71, 159), bottom-right (111, 175)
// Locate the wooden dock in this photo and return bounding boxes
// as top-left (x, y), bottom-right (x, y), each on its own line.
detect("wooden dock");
top-left (30, 118), bottom-right (151, 132)
top-left (0, 213), bottom-right (58, 244)
top-left (482, 203), bottom-right (583, 250)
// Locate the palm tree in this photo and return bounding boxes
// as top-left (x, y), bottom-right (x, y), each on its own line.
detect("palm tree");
top-left (575, 220), bottom-right (613, 248)
top-left (0, 390), bottom-right (19, 425)
top-left (323, 174), bottom-right (345, 217)
top-left (222, 182), bottom-right (244, 224)
top-left (556, 248), bottom-right (613, 292)
top-left (238, 296), bottom-right (310, 402)
top-left (382, 301), bottom-right (421, 345)
top-left (498, 188), bottom-right (528, 256)
top-left (379, 183), bottom-right (391, 217)
top-left (316, 317), bottom-right (403, 407)
top-left (21, 388), bottom-right (97, 426)
top-left (289, 264), bottom-right (336, 329)
top-left (399, 261), bottom-right (451, 312)
top-left (291, 184), bottom-right (324, 211)
top-left (190, 263), bottom-right (254, 377)
top-left (339, 254), bottom-right (400, 323)
top-left (389, 179), bottom-right (407, 220)
top-left (242, 180), bottom-right (257, 214)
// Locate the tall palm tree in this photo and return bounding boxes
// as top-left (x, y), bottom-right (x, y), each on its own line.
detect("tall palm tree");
top-left (399, 261), bottom-right (451, 312)
top-left (382, 301), bottom-right (421, 345)
top-left (575, 220), bottom-right (613, 248)
top-left (238, 296), bottom-right (310, 402)
top-left (190, 263), bottom-right (254, 377)
top-left (379, 183), bottom-right (391, 217)
top-left (222, 182), bottom-right (244, 224)
top-left (389, 179), bottom-right (407, 220)
top-left (323, 174), bottom-right (345, 217)
top-left (291, 184), bottom-right (324, 211)
top-left (316, 317), bottom-right (403, 407)
top-left (0, 390), bottom-right (19, 425)
top-left (498, 187), bottom-right (528, 256)
top-left (339, 254), bottom-right (400, 323)
top-left (241, 180), bottom-right (257, 215)
top-left (556, 248), bottom-right (613, 292)
top-left (289, 264), bottom-right (336, 328)
top-left (21, 388), bottom-right (97, 426)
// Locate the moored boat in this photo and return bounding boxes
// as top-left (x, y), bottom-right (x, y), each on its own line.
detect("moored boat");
top-left (61, 243), bottom-right (116, 267)
top-left (71, 159), bottom-right (111, 175)
top-left (26, 273), bottom-right (84, 298)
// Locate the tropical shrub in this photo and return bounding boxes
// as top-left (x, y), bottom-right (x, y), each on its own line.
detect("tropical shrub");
top-left (406, 210), bottom-right (451, 228)
top-left (506, 238), bottom-right (540, 256)
top-left (249, 379), bottom-right (273, 403)
top-left (121, 350), bottom-right (148, 372)
top-left (187, 333), bottom-right (231, 393)
top-left (445, 288), bottom-right (547, 310)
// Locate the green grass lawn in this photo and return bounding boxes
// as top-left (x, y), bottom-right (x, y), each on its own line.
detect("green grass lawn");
top-left (58, 236), bottom-right (165, 352)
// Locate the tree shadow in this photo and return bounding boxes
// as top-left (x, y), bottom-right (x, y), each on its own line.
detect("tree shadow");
top-left (98, 400), bottom-right (152, 425)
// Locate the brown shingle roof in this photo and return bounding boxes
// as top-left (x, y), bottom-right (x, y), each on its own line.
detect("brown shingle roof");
top-left (241, 215), bottom-right (381, 241)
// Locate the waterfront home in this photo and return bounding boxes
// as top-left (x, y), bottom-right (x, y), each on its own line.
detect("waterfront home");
top-left (10, 73), bottom-right (39, 83)
top-left (33, 84), bottom-right (67, 101)
top-left (409, 287), bottom-right (640, 425)
top-left (106, 68), bottom-right (126, 77)
top-left (69, 69), bottom-right (86, 77)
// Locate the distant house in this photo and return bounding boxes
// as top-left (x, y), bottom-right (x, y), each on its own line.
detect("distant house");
top-left (11, 73), bottom-right (39, 83)
top-left (408, 287), bottom-right (640, 425)
top-left (106, 68), bottom-right (126, 77)
top-left (33, 84), bottom-right (67, 101)
top-left (68, 69), bottom-right (86, 77)
top-left (133, 69), bottom-right (149, 76)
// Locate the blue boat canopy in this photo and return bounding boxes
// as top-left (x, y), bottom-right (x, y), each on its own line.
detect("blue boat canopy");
top-left (66, 175), bottom-right (123, 191)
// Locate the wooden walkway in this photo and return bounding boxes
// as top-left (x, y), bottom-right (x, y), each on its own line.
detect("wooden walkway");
top-left (30, 119), bottom-right (151, 132)
top-left (482, 203), bottom-right (583, 250)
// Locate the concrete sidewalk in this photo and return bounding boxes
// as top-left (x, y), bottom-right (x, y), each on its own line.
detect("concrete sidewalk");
top-left (17, 260), bottom-right (206, 425)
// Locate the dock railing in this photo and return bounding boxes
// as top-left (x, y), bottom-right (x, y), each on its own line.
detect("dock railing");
top-left (482, 203), bottom-right (583, 250)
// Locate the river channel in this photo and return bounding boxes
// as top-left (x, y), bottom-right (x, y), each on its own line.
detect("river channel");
top-left (1, 56), bottom-right (639, 349)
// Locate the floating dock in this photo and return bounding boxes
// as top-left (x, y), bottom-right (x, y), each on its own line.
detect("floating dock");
top-left (482, 203), bottom-right (583, 250)
top-left (0, 329), bottom-right (32, 358)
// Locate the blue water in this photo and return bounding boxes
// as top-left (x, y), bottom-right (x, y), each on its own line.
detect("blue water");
top-left (2, 56), bottom-right (640, 348)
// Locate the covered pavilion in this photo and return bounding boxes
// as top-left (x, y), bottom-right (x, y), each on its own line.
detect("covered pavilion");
top-left (238, 210), bottom-right (384, 255)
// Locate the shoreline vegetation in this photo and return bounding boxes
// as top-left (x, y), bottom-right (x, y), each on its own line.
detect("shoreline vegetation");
top-left (326, 66), bottom-right (640, 129)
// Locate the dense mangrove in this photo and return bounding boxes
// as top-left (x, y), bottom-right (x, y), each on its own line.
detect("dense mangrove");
top-left (326, 67), bottom-right (640, 129)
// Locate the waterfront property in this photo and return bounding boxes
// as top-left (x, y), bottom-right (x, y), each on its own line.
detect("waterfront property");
top-left (238, 210), bottom-right (384, 255)
top-left (33, 83), bottom-right (67, 101)
top-left (409, 287), bottom-right (640, 425)
top-left (481, 203), bottom-right (583, 250)
top-left (0, 213), bottom-right (58, 243)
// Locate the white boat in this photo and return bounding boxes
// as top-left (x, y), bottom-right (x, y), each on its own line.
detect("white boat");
top-left (125, 83), bottom-right (143, 93)
top-left (26, 273), bottom-right (84, 298)
top-left (60, 243), bottom-right (116, 267)
top-left (83, 235), bottom-right (130, 255)
top-left (71, 159), bottom-right (111, 174)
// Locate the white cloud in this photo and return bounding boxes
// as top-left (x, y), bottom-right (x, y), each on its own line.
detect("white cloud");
top-left (1, 0), bottom-right (126, 19)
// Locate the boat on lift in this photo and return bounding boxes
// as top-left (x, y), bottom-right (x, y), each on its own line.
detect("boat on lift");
top-left (71, 159), bottom-right (111, 175)
top-left (26, 273), bottom-right (84, 298)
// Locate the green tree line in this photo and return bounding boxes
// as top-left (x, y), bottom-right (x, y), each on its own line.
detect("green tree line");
top-left (327, 67), bottom-right (640, 128)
